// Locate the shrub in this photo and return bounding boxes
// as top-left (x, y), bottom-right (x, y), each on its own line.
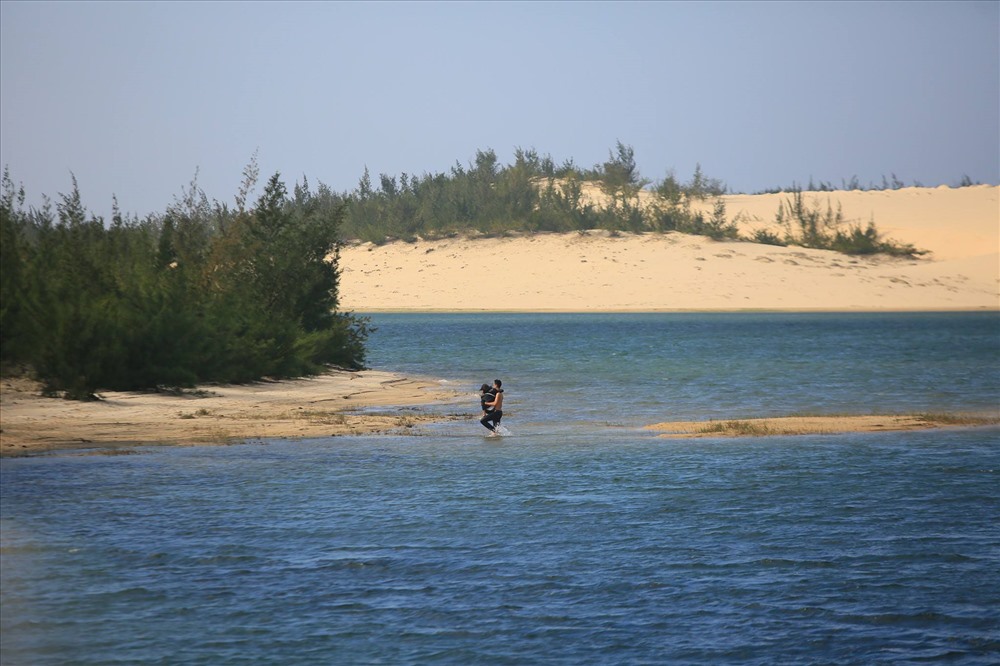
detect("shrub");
top-left (0, 165), bottom-right (369, 398)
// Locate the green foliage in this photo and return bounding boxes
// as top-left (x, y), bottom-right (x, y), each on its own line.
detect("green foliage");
top-left (774, 190), bottom-right (843, 248)
top-left (757, 171), bottom-right (981, 194)
top-left (654, 169), bottom-right (684, 204)
top-left (684, 163), bottom-right (727, 200)
top-left (645, 194), bottom-right (737, 240)
top-left (829, 220), bottom-right (925, 257)
top-left (0, 166), bottom-right (368, 398)
top-left (0, 168), bottom-right (30, 367)
top-left (334, 144), bottom-right (922, 258)
top-left (652, 163), bottom-right (727, 201)
top-left (751, 228), bottom-right (787, 246)
top-left (773, 190), bottom-right (926, 257)
top-left (338, 143), bottom-right (724, 240)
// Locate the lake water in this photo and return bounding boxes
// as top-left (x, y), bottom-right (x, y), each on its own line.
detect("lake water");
top-left (2, 313), bottom-right (999, 664)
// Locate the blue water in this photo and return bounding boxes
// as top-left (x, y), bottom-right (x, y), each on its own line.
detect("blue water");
top-left (3, 313), bottom-right (999, 664)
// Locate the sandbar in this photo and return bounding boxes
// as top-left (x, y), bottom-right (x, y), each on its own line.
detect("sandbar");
top-left (645, 414), bottom-right (1000, 439)
top-left (0, 371), bottom-right (465, 456)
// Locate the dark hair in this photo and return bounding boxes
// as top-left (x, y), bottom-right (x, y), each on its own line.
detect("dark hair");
top-left (493, 379), bottom-right (502, 387)
top-left (480, 383), bottom-right (491, 392)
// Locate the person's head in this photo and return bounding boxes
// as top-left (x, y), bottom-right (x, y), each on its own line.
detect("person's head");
top-left (480, 383), bottom-right (491, 393)
top-left (493, 379), bottom-right (502, 389)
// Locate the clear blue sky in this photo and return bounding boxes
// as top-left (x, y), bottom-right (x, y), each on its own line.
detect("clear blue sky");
top-left (2, 0), bottom-right (997, 219)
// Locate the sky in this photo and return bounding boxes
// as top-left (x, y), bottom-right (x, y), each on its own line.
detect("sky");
top-left (1, 0), bottom-right (998, 219)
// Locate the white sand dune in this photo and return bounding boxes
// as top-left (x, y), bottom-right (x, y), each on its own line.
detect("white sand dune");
top-left (338, 185), bottom-right (998, 312)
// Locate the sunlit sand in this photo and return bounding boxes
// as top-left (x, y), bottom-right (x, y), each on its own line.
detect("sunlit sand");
top-left (0, 373), bottom-right (464, 456)
top-left (645, 413), bottom-right (1000, 439)
top-left (338, 185), bottom-right (998, 312)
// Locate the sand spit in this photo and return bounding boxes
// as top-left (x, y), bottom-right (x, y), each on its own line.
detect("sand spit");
top-left (645, 413), bottom-right (1000, 439)
top-left (0, 372), bottom-right (465, 456)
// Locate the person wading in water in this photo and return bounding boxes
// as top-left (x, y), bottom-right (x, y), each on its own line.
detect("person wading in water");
top-left (480, 379), bottom-right (504, 433)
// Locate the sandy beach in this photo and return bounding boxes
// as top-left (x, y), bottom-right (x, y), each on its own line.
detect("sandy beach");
top-left (0, 372), bottom-right (464, 456)
top-left (338, 185), bottom-right (998, 312)
top-left (2, 185), bottom-right (996, 454)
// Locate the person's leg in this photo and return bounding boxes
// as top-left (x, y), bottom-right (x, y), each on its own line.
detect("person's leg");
top-left (493, 410), bottom-right (502, 429)
top-left (480, 413), bottom-right (495, 431)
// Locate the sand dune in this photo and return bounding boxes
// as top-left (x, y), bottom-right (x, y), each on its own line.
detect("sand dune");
top-left (338, 185), bottom-right (998, 312)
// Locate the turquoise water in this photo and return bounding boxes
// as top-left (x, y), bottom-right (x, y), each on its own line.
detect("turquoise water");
top-left (2, 313), bottom-right (999, 664)
top-left (367, 312), bottom-right (1000, 429)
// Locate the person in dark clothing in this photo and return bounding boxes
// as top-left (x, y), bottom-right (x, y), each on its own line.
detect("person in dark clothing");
top-left (479, 383), bottom-right (495, 415)
top-left (480, 379), bottom-right (504, 433)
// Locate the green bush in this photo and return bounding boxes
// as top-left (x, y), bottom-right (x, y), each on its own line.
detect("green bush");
top-left (751, 229), bottom-right (787, 246)
top-left (0, 165), bottom-right (368, 398)
top-left (773, 190), bottom-right (926, 257)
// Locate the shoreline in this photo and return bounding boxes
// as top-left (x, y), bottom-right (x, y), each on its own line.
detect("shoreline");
top-left (0, 371), bottom-right (466, 457)
top-left (4, 367), bottom-right (996, 455)
top-left (346, 307), bottom-right (997, 314)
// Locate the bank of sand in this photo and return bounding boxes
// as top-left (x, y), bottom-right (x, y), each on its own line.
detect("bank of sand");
top-left (0, 372), bottom-right (465, 456)
top-left (646, 414), bottom-right (1000, 439)
top-left (2, 186), bottom-right (997, 455)
top-left (338, 185), bottom-right (998, 312)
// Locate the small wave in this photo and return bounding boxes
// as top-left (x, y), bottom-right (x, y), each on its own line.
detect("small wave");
top-left (752, 557), bottom-right (836, 569)
top-left (313, 556), bottom-right (396, 572)
top-left (837, 609), bottom-right (959, 626)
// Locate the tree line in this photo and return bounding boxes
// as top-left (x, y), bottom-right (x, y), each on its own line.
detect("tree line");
top-left (340, 142), bottom-right (922, 255)
top-left (756, 172), bottom-right (984, 194)
top-left (341, 142), bottom-right (729, 244)
top-left (1, 166), bottom-right (369, 399)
